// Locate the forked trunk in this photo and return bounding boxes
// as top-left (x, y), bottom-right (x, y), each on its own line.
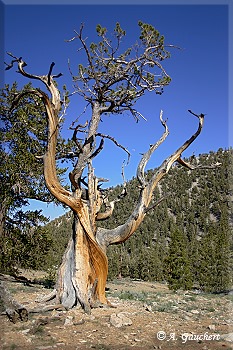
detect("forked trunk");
top-left (56, 213), bottom-right (109, 313)
top-left (10, 56), bottom-right (215, 314)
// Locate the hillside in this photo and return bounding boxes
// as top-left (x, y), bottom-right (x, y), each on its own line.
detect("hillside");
top-left (45, 148), bottom-right (233, 292)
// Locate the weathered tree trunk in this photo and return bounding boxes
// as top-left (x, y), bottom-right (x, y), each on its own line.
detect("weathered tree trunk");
top-left (55, 213), bottom-right (109, 313)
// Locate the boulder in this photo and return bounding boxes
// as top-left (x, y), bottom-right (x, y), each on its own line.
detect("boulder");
top-left (110, 312), bottom-right (132, 328)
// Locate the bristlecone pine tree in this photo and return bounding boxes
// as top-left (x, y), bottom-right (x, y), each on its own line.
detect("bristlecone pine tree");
top-left (5, 22), bottom-right (219, 313)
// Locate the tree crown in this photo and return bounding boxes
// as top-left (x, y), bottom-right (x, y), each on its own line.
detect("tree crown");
top-left (68, 21), bottom-right (172, 120)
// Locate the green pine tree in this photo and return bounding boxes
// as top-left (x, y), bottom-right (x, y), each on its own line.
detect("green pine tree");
top-left (198, 207), bottom-right (232, 293)
top-left (0, 83), bottom-right (67, 273)
top-left (165, 226), bottom-right (193, 291)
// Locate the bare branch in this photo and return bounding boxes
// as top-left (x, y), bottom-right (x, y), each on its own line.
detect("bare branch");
top-left (5, 52), bottom-right (21, 70)
top-left (47, 62), bottom-right (55, 85)
top-left (71, 120), bottom-right (88, 152)
top-left (96, 186), bottom-right (127, 221)
top-left (96, 162), bottom-right (127, 221)
top-left (73, 24), bottom-right (101, 93)
top-left (97, 110), bottom-right (206, 247)
top-left (46, 62), bottom-right (62, 85)
top-left (90, 138), bottom-right (105, 159)
top-left (96, 132), bottom-right (130, 164)
top-left (5, 53), bottom-right (63, 113)
top-left (69, 103), bottom-right (90, 130)
top-left (188, 109), bottom-right (205, 118)
top-left (177, 157), bottom-right (221, 170)
top-left (144, 193), bottom-right (170, 214)
top-left (137, 110), bottom-right (169, 187)
top-left (5, 56), bottom-right (84, 207)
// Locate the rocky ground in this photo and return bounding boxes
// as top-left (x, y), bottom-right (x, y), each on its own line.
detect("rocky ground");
top-left (0, 270), bottom-right (232, 350)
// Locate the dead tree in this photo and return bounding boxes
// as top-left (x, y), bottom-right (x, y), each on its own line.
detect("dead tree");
top-left (5, 23), bottom-right (219, 313)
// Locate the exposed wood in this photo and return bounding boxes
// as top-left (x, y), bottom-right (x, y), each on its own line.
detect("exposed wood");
top-left (28, 304), bottom-right (65, 313)
top-left (0, 281), bottom-right (28, 323)
top-left (35, 289), bottom-right (57, 303)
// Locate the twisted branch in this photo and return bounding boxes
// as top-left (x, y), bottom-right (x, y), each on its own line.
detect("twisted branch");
top-left (137, 110), bottom-right (168, 187)
top-left (96, 110), bottom-right (213, 247)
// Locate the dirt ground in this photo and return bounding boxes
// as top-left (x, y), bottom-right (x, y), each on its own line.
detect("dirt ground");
top-left (0, 270), bottom-right (232, 350)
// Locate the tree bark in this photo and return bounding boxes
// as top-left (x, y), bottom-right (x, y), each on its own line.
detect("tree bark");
top-left (55, 213), bottom-right (109, 313)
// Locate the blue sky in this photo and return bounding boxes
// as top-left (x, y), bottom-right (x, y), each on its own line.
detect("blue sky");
top-left (2, 1), bottom-right (231, 220)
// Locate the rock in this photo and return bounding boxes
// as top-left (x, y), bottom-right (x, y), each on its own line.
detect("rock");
top-left (118, 312), bottom-right (133, 325)
top-left (144, 303), bottom-right (152, 312)
top-left (183, 315), bottom-right (191, 321)
top-left (21, 328), bottom-right (31, 334)
top-left (221, 333), bottom-right (233, 342)
top-left (207, 324), bottom-right (215, 331)
top-left (73, 318), bottom-right (85, 325)
top-left (83, 314), bottom-right (95, 321)
top-left (64, 315), bottom-right (73, 326)
top-left (190, 309), bottom-right (199, 314)
top-left (110, 313), bottom-right (132, 328)
top-left (51, 309), bottom-right (61, 317)
top-left (30, 317), bottom-right (49, 335)
top-left (110, 314), bottom-right (121, 328)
